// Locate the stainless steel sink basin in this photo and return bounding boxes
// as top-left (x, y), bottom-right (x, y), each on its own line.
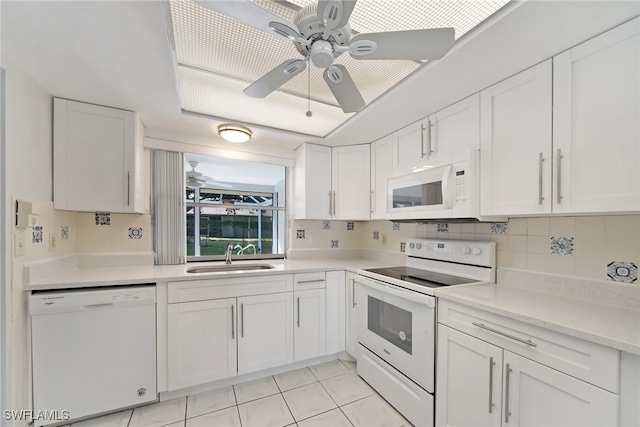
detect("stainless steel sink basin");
top-left (186, 264), bottom-right (276, 273)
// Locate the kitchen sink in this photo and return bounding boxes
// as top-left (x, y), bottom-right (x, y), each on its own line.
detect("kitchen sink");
top-left (186, 264), bottom-right (276, 273)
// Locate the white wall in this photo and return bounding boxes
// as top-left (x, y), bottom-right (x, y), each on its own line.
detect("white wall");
top-left (2, 54), bottom-right (53, 424)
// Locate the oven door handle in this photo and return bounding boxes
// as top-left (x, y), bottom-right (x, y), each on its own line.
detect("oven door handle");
top-left (355, 277), bottom-right (435, 308)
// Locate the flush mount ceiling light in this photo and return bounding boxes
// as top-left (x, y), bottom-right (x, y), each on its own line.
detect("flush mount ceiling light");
top-left (218, 124), bottom-right (252, 143)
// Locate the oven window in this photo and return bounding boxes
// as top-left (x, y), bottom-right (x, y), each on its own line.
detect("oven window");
top-left (392, 181), bottom-right (443, 208)
top-left (367, 296), bottom-right (412, 354)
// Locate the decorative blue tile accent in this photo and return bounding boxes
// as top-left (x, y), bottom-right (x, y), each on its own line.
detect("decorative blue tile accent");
top-left (373, 231), bottom-right (380, 241)
top-left (95, 212), bottom-right (111, 225)
top-left (323, 220), bottom-right (331, 230)
top-left (330, 240), bottom-right (339, 249)
top-left (296, 229), bottom-right (305, 239)
top-left (491, 223), bottom-right (508, 234)
top-left (550, 236), bottom-right (574, 255)
top-left (32, 226), bottom-right (43, 244)
top-left (400, 242), bottom-right (406, 253)
top-left (607, 261), bottom-right (637, 283)
top-left (392, 222), bottom-right (400, 231)
top-left (60, 226), bottom-right (69, 240)
top-left (437, 223), bottom-right (449, 232)
top-left (347, 221), bottom-right (355, 231)
top-left (128, 227), bottom-right (143, 240)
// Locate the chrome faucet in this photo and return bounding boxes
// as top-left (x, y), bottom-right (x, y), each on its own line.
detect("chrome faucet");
top-left (225, 243), bottom-right (234, 264)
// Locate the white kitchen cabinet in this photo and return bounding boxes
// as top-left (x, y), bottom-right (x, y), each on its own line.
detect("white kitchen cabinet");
top-left (370, 135), bottom-right (394, 219)
top-left (437, 300), bottom-right (621, 427)
top-left (237, 292), bottom-right (294, 374)
top-left (480, 60), bottom-right (553, 216)
top-left (552, 17), bottom-right (640, 214)
top-left (345, 272), bottom-right (358, 359)
top-left (53, 98), bottom-right (144, 213)
top-left (167, 298), bottom-right (236, 390)
top-left (294, 288), bottom-right (326, 361)
top-left (294, 143), bottom-right (371, 220)
top-left (393, 120), bottom-right (426, 175)
top-left (424, 93), bottom-right (480, 163)
top-left (325, 271), bottom-right (346, 354)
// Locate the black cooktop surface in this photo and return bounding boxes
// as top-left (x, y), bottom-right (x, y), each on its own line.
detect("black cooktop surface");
top-left (364, 266), bottom-right (477, 289)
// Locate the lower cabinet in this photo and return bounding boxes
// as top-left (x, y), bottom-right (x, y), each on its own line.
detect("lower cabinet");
top-left (436, 302), bottom-right (620, 427)
top-left (167, 291), bottom-right (293, 390)
top-left (294, 288), bottom-right (326, 361)
top-left (345, 272), bottom-right (358, 359)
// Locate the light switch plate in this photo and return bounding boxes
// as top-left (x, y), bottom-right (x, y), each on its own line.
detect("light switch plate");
top-left (14, 233), bottom-right (25, 257)
top-left (49, 233), bottom-right (57, 252)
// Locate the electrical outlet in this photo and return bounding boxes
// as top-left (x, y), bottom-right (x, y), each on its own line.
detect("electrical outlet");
top-left (382, 234), bottom-right (388, 246)
top-left (49, 233), bottom-right (57, 252)
top-left (14, 233), bottom-right (25, 257)
top-left (309, 234), bottom-right (316, 244)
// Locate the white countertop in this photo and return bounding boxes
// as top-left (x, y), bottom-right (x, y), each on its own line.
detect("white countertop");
top-left (435, 272), bottom-right (640, 356)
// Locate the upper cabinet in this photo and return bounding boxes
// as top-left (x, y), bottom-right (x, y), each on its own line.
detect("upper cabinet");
top-left (552, 17), bottom-right (640, 214)
top-left (481, 18), bottom-right (639, 217)
top-left (393, 120), bottom-right (426, 175)
top-left (294, 143), bottom-right (371, 220)
top-left (480, 60), bottom-right (553, 216)
top-left (370, 135), bottom-right (394, 220)
top-left (53, 98), bottom-right (144, 213)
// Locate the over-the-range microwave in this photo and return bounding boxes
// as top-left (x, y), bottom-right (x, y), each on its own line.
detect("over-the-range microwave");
top-left (386, 149), bottom-right (491, 221)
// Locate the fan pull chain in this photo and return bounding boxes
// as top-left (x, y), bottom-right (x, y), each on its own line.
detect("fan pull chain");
top-left (306, 61), bottom-right (313, 117)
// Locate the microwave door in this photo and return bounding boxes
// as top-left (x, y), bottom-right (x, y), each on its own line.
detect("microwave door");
top-left (387, 165), bottom-right (453, 218)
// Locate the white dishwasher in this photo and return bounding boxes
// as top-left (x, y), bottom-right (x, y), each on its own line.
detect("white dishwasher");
top-left (30, 285), bottom-right (157, 426)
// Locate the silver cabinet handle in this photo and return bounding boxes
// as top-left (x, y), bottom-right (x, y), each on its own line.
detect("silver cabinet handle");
top-left (332, 190), bottom-right (336, 216)
top-left (328, 191), bottom-right (332, 216)
top-left (128, 171), bottom-right (131, 206)
top-left (431, 120), bottom-right (437, 155)
top-left (538, 153), bottom-right (544, 205)
top-left (472, 322), bottom-right (537, 347)
top-left (352, 278), bottom-right (356, 308)
top-left (297, 296), bottom-right (300, 328)
top-left (505, 363), bottom-right (512, 423)
top-left (231, 304), bottom-right (235, 340)
top-left (240, 303), bottom-right (244, 338)
top-left (556, 148), bottom-right (563, 204)
top-left (420, 124), bottom-right (425, 158)
top-left (488, 356), bottom-right (495, 414)
top-left (370, 191), bottom-right (374, 213)
top-left (425, 120), bottom-right (433, 158)
top-left (297, 279), bottom-right (325, 285)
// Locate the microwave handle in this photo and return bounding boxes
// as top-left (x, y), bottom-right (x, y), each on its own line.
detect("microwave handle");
top-left (356, 276), bottom-right (435, 308)
top-left (441, 165), bottom-right (453, 209)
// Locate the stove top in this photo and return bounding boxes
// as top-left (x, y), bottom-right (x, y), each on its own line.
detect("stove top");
top-left (363, 266), bottom-right (477, 290)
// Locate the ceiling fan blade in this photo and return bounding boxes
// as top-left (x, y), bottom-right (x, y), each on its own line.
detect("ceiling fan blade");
top-left (323, 65), bottom-right (365, 113)
top-left (317, 0), bottom-right (357, 30)
top-left (350, 28), bottom-right (455, 60)
top-left (194, 0), bottom-right (298, 42)
top-left (244, 59), bottom-right (307, 98)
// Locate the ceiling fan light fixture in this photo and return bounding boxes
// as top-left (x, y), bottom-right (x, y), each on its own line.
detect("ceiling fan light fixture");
top-left (218, 124), bottom-right (252, 143)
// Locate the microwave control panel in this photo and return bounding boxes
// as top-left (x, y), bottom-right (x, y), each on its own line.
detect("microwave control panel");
top-left (454, 170), bottom-right (467, 205)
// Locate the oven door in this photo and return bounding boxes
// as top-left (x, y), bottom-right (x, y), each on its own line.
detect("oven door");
top-left (356, 275), bottom-right (436, 393)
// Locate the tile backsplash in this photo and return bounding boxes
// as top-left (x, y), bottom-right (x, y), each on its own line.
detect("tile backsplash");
top-left (290, 215), bottom-right (640, 283)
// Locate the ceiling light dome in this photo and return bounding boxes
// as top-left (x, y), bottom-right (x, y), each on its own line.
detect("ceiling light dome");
top-left (218, 124), bottom-right (252, 143)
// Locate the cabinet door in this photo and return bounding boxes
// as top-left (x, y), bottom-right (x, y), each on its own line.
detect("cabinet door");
top-left (428, 93), bottom-right (480, 161)
top-left (167, 299), bottom-right (237, 390)
top-left (503, 351), bottom-right (619, 427)
top-left (436, 325), bottom-right (502, 427)
top-left (345, 272), bottom-right (358, 359)
top-left (332, 145), bottom-right (371, 220)
top-left (237, 293), bottom-right (293, 374)
top-left (370, 135), bottom-right (394, 219)
top-left (553, 18), bottom-right (640, 214)
top-left (294, 143), bottom-right (332, 219)
top-left (480, 60), bottom-right (553, 216)
top-left (53, 98), bottom-right (141, 213)
top-left (325, 271), bottom-right (346, 354)
top-left (393, 121), bottom-right (425, 174)
top-left (294, 289), bottom-right (326, 361)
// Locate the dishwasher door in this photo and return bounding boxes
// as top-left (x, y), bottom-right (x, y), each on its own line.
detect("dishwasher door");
top-left (30, 286), bottom-right (157, 426)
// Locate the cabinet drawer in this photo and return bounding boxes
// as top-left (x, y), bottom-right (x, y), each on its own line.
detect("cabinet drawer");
top-left (293, 272), bottom-right (326, 291)
top-left (438, 300), bottom-right (620, 393)
top-left (168, 275), bottom-right (293, 303)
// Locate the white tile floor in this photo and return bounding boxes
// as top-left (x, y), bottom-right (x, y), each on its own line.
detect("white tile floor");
top-left (69, 360), bottom-right (411, 427)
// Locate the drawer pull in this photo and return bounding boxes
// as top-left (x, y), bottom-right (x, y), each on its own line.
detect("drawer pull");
top-left (472, 322), bottom-right (537, 347)
top-left (296, 279), bottom-right (325, 285)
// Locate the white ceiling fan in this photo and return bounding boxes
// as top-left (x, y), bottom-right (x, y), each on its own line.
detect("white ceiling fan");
top-left (186, 161), bottom-right (233, 189)
top-left (194, 0), bottom-right (456, 113)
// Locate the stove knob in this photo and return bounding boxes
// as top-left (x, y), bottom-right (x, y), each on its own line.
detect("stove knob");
top-left (472, 247), bottom-right (482, 255)
top-left (409, 243), bottom-right (415, 249)
top-left (462, 247), bottom-right (471, 254)
top-left (416, 243), bottom-right (422, 249)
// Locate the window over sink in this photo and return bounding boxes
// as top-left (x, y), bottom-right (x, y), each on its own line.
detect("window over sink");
top-left (184, 154), bottom-right (286, 261)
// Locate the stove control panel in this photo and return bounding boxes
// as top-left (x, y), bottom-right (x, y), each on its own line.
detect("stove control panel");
top-left (406, 238), bottom-right (495, 267)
